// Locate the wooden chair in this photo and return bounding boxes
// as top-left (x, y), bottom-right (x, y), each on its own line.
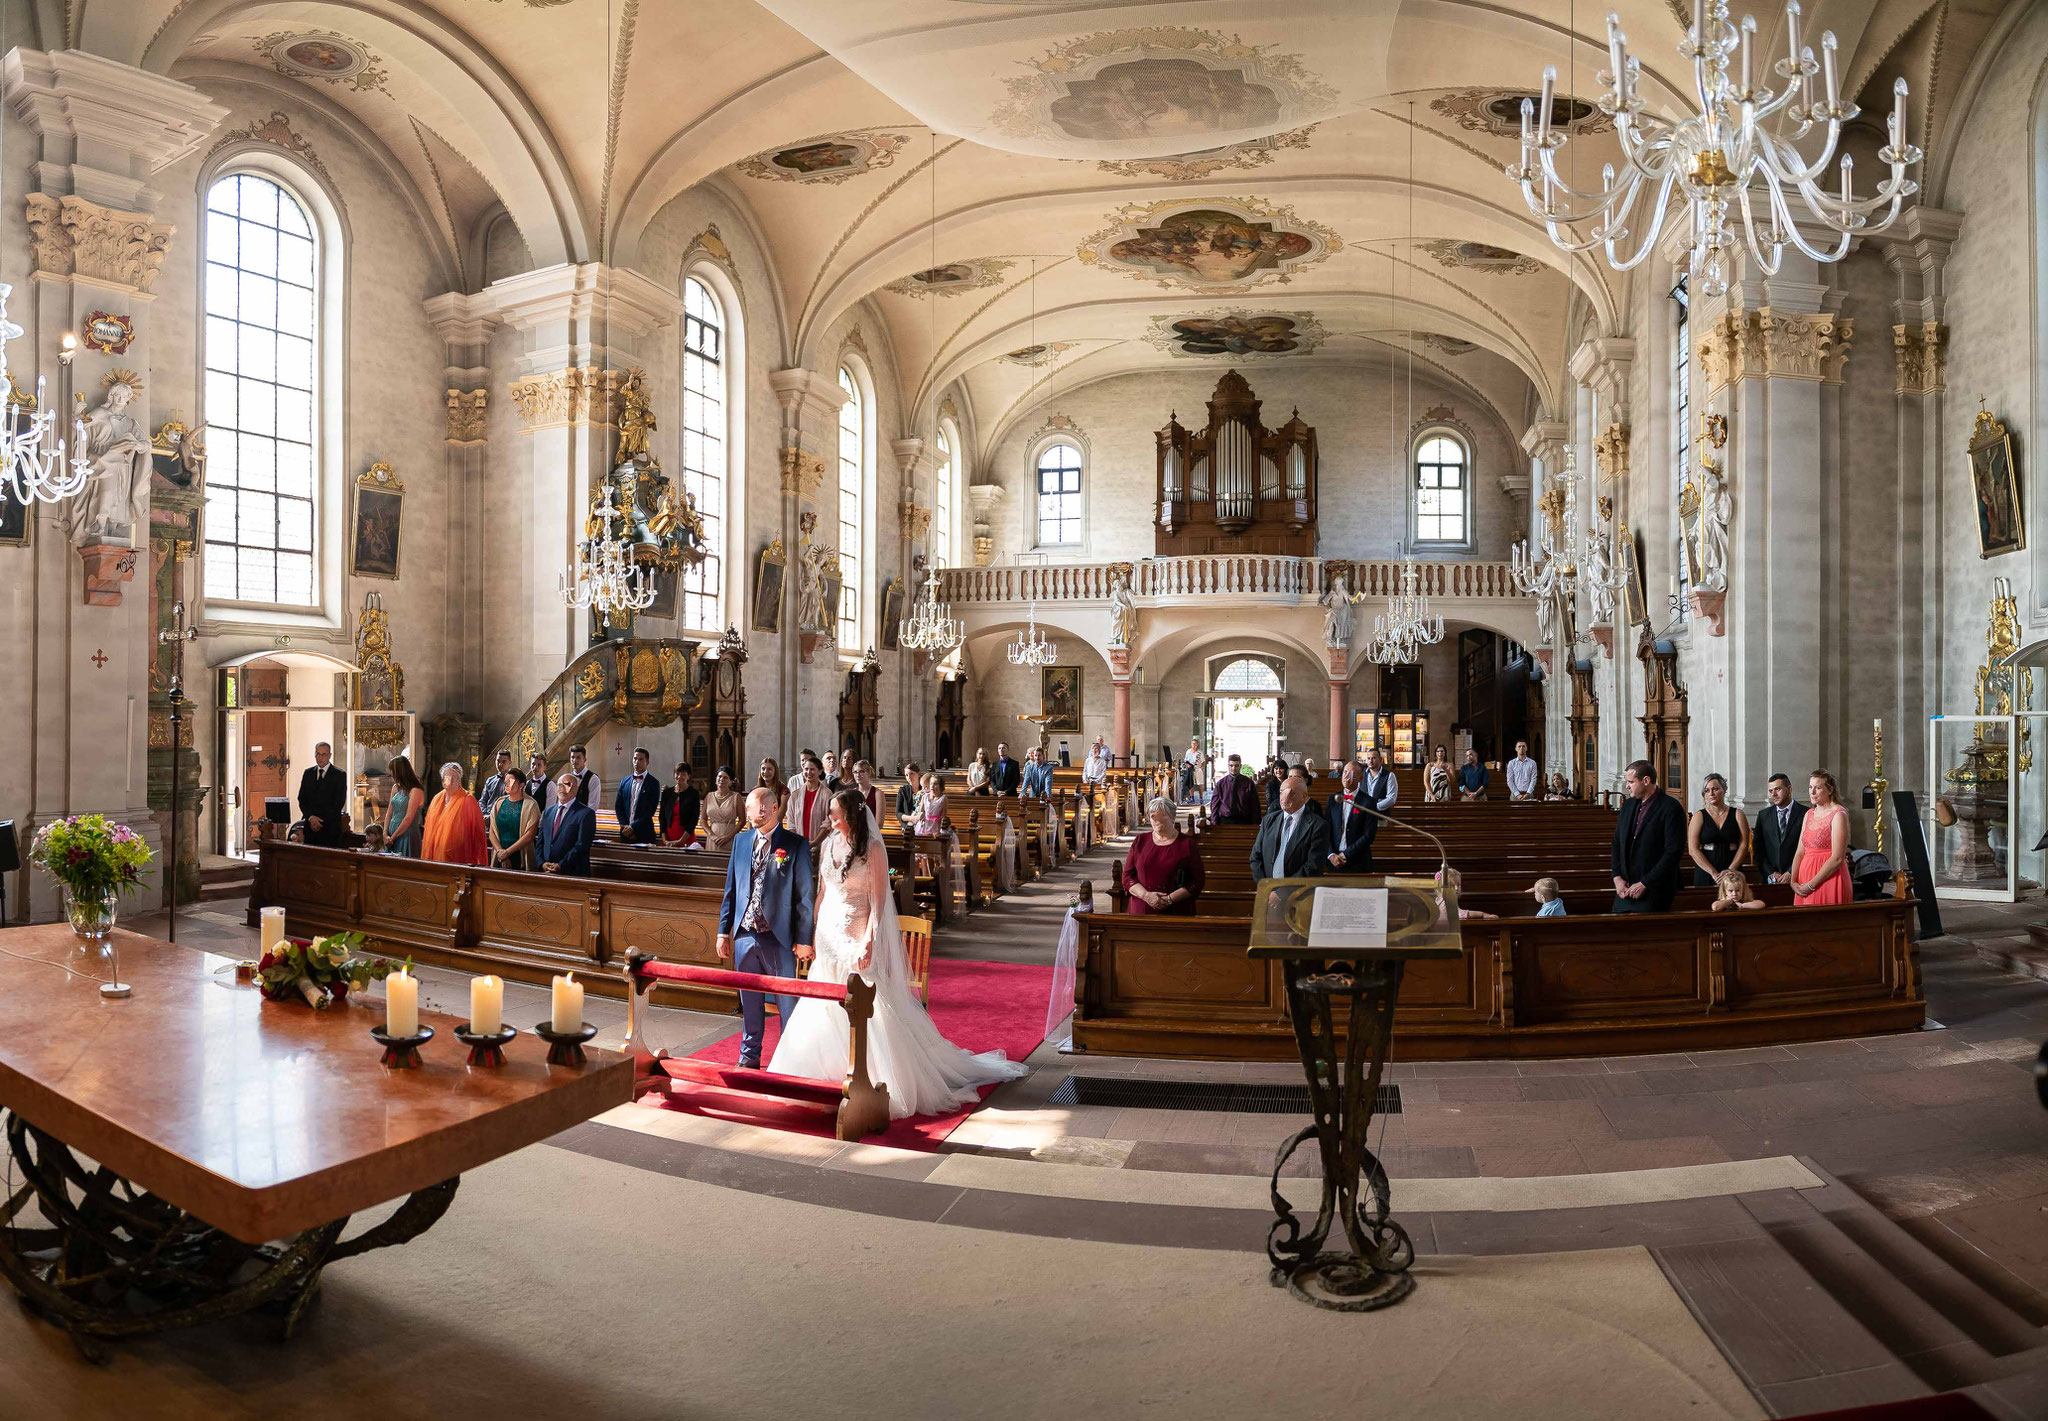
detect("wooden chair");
top-left (900, 915), bottom-right (934, 1004)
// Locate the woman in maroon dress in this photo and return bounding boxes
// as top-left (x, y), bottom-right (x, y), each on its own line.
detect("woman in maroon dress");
top-left (1125, 796), bottom-right (1204, 915)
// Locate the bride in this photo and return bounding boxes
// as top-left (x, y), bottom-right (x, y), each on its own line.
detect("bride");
top-left (771, 789), bottom-right (1026, 1117)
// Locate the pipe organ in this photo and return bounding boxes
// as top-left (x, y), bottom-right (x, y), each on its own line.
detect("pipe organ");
top-left (1154, 369), bottom-right (1317, 556)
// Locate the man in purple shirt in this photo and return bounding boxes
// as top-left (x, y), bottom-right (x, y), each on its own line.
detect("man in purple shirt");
top-left (1208, 753), bottom-right (1264, 825)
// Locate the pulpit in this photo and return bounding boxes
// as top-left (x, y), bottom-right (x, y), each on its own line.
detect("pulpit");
top-left (1154, 370), bottom-right (1317, 556)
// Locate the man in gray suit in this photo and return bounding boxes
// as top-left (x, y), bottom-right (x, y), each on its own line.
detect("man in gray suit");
top-left (1250, 772), bottom-right (1334, 881)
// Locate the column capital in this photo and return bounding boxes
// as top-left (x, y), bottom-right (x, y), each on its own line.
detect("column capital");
top-left (5, 48), bottom-right (230, 210)
top-left (1520, 419), bottom-right (1568, 470)
top-left (1569, 337), bottom-right (1635, 421)
top-left (422, 291), bottom-right (501, 350)
top-left (769, 366), bottom-right (849, 422)
top-left (1698, 307), bottom-right (1853, 392)
top-left (469, 262), bottom-right (679, 375)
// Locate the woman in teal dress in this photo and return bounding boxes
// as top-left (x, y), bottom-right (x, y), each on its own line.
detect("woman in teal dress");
top-left (384, 755), bottom-right (427, 858)
top-left (487, 770), bottom-right (540, 870)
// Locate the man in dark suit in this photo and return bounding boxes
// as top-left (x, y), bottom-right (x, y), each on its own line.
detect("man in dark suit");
top-left (1752, 773), bottom-right (1807, 885)
top-left (718, 787), bottom-right (817, 1069)
top-left (295, 742), bottom-right (349, 847)
top-left (615, 746), bottom-right (658, 843)
top-left (1208, 753), bottom-right (1263, 824)
top-left (537, 772), bottom-right (597, 876)
top-left (1325, 759), bottom-right (1377, 873)
top-left (1611, 759), bottom-right (1686, 913)
top-left (990, 742), bottom-right (1022, 796)
top-left (1251, 773), bottom-right (1334, 881)
top-left (477, 749), bottom-right (517, 812)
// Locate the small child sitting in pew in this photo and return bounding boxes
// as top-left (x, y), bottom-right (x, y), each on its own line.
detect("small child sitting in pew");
top-left (1529, 877), bottom-right (1565, 917)
top-left (358, 823), bottom-right (387, 854)
top-left (1710, 868), bottom-right (1767, 912)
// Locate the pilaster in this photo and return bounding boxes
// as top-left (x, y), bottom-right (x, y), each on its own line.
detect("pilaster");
top-left (424, 292), bottom-right (501, 713)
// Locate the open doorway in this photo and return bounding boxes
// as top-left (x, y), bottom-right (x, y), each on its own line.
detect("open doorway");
top-left (1200, 653), bottom-right (1287, 777)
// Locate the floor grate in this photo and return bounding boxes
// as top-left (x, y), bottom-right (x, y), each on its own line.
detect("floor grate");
top-left (1047, 1075), bottom-right (1400, 1115)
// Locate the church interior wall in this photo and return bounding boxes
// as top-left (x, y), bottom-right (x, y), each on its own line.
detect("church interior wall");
top-left (967, 639), bottom-right (1114, 766)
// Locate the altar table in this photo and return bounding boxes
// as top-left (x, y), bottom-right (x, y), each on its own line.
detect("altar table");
top-left (0, 924), bottom-right (631, 1353)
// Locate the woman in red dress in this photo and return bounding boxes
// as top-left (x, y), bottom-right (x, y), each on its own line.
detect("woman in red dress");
top-left (1124, 796), bottom-right (1204, 915)
top-left (1792, 770), bottom-right (1852, 906)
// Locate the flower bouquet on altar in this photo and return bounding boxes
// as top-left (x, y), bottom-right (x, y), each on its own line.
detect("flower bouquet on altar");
top-left (29, 814), bottom-right (155, 941)
top-left (258, 931), bottom-right (400, 1010)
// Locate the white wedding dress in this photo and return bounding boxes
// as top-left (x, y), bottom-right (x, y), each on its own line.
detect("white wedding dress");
top-left (769, 812), bottom-right (1026, 1118)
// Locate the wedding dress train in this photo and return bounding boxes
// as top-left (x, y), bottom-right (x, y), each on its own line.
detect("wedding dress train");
top-left (769, 811), bottom-right (1026, 1118)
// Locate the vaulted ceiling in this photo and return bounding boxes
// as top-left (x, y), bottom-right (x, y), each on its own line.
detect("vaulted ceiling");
top-left (56, 0), bottom-right (2018, 455)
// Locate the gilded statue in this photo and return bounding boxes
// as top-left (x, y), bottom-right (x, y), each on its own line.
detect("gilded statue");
top-left (615, 368), bottom-right (655, 466)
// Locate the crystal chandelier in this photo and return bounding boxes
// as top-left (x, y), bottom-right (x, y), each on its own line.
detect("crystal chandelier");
top-left (1508, 0), bottom-right (1921, 297)
top-left (1365, 556), bottom-right (1446, 666)
top-left (899, 565), bottom-right (964, 654)
top-left (0, 285), bottom-right (89, 507)
top-left (1512, 452), bottom-right (1580, 608)
top-left (559, 486), bottom-right (656, 617)
top-left (1006, 599), bottom-right (1057, 667)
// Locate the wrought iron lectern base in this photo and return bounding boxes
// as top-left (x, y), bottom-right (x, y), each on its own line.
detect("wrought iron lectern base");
top-left (1267, 957), bottom-right (1416, 1312)
top-left (0, 1111), bottom-right (459, 1361)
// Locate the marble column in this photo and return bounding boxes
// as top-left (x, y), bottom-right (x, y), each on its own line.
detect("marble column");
top-left (3, 48), bottom-right (228, 919)
top-left (421, 293), bottom-right (500, 716)
top-left (1110, 661), bottom-right (1132, 768)
top-left (1325, 646), bottom-right (1350, 764)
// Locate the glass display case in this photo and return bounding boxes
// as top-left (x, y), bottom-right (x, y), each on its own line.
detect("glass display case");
top-left (1353, 710), bottom-right (1429, 768)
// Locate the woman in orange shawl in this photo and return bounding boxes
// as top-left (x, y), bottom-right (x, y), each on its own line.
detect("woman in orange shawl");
top-left (422, 762), bottom-right (489, 866)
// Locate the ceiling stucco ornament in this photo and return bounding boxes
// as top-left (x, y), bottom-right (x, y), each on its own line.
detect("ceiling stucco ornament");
top-left (209, 112), bottom-right (332, 187)
top-left (1428, 89), bottom-right (1611, 140)
top-left (992, 29), bottom-right (1337, 147)
top-left (733, 130), bottom-right (909, 186)
top-left (1079, 198), bottom-right (1339, 291)
top-left (254, 31), bottom-right (392, 96)
top-left (1141, 309), bottom-right (1326, 359)
top-left (882, 257), bottom-right (1015, 299)
top-left (1095, 126), bottom-right (1316, 181)
top-left (1419, 334), bottom-right (1478, 356)
top-left (1419, 238), bottom-right (1543, 277)
top-left (1001, 342), bottom-right (1076, 367)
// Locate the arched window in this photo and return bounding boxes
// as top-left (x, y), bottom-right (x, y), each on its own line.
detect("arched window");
top-left (679, 276), bottom-right (724, 631)
top-left (934, 424), bottom-right (956, 568)
top-left (1035, 440), bottom-right (1083, 547)
top-left (837, 366), bottom-right (864, 646)
top-left (1413, 433), bottom-right (1469, 545)
top-left (1213, 657), bottom-right (1283, 693)
top-left (203, 172), bottom-right (319, 606)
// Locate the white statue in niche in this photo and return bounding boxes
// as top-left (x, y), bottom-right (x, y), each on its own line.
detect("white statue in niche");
top-left (1582, 525), bottom-right (1618, 627)
top-left (1106, 567), bottom-right (1138, 649)
top-left (66, 374), bottom-right (152, 546)
top-left (1320, 570), bottom-right (1355, 649)
top-left (1536, 586), bottom-right (1558, 647)
top-left (1696, 456), bottom-right (1731, 593)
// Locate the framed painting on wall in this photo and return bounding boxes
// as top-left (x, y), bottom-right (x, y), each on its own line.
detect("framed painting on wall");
top-left (1619, 521), bottom-right (1648, 627)
top-left (1969, 406), bottom-right (2025, 558)
top-left (752, 539), bottom-right (785, 633)
top-left (1042, 666), bottom-right (1082, 733)
top-left (879, 576), bottom-right (904, 651)
top-left (349, 462), bottom-right (404, 580)
top-left (644, 565), bottom-right (678, 621)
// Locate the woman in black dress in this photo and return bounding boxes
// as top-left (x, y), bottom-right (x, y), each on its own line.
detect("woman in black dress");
top-left (1687, 772), bottom-right (1751, 887)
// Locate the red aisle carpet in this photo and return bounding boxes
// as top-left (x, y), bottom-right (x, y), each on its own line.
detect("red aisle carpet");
top-left (650, 958), bottom-right (1054, 1152)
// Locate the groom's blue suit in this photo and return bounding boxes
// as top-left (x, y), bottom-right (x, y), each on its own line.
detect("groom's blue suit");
top-left (718, 824), bottom-right (816, 1065)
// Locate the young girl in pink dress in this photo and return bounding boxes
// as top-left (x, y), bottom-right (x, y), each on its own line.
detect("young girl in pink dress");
top-left (1792, 770), bottom-right (1852, 906)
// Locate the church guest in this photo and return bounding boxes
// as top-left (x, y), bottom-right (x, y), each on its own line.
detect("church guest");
top-left (1687, 773), bottom-right (1750, 886)
top-left (966, 748), bottom-right (992, 795)
top-left (1505, 741), bottom-right (1540, 800)
top-left (478, 749), bottom-right (517, 811)
top-left (784, 754), bottom-right (831, 847)
top-left (702, 767), bottom-right (745, 852)
top-left (1209, 753), bottom-right (1263, 825)
top-left (1610, 759), bottom-right (1685, 914)
top-left (526, 753), bottom-right (551, 803)
top-left (1021, 746), bottom-right (1054, 798)
top-left (1425, 745), bottom-right (1454, 802)
top-left (1362, 748), bottom-right (1398, 815)
top-left (991, 742), bottom-right (1022, 796)
top-left (851, 760), bottom-right (882, 822)
top-left (1326, 759), bottom-right (1377, 873)
top-left (1458, 749), bottom-right (1489, 801)
top-left (1250, 773), bottom-right (1332, 881)
top-left (1753, 773), bottom-right (1807, 885)
top-left (615, 747), bottom-right (659, 843)
top-left (1545, 772), bottom-right (1572, 801)
top-left (384, 755), bottom-right (427, 858)
top-left (1793, 770), bottom-right (1853, 906)
top-left (1179, 738), bottom-right (1204, 803)
top-left (1712, 868), bottom-right (1767, 912)
top-left (659, 762), bottom-right (702, 847)
top-left (1263, 759), bottom-right (1287, 817)
top-left (358, 823), bottom-right (386, 854)
top-left (1530, 877), bottom-right (1566, 916)
top-left (915, 772), bottom-right (949, 837)
top-left (423, 762), bottom-right (490, 866)
top-left (538, 771), bottom-right (597, 876)
top-left (487, 769), bottom-right (540, 870)
top-left (895, 762), bottom-right (922, 827)
top-left (295, 740), bottom-right (350, 848)
top-left (1299, 757), bottom-right (1319, 792)
top-left (758, 757), bottom-right (790, 814)
top-left (1437, 866), bottom-right (1497, 921)
top-left (568, 744), bottom-right (602, 815)
top-left (821, 750), bottom-right (842, 794)
top-left (835, 746), bottom-right (859, 794)
top-left (1125, 796), bottom-right (1203, 915)
top-left (1082, 737), bottom-right (1109, 785)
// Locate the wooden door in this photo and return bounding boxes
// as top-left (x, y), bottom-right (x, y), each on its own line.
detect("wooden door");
top-left (242, 668), bottom-right (289, 845)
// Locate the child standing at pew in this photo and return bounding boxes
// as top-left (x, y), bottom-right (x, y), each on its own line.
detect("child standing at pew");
top-left (1710, 868), bottom-right (1767, 911)
top-left (1529, 876), bottom-right (1565, 916)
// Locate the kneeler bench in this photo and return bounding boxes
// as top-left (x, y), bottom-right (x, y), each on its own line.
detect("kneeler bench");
top-left (622, 955), bottom-right (892, 1141)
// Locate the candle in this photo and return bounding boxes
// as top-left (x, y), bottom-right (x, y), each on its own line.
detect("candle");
top-left (551, 972), bottom-right (584, 1034)
top-left (260, 906), bottom-right (287, 955)
top-left (386, 969), bottom-right (419, 1040)
top-left (470, 975), bottom-right (503, 1035)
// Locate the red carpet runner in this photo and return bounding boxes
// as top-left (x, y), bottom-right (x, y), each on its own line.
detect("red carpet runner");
top-left (654, 958), bottom-right (1055, 1152)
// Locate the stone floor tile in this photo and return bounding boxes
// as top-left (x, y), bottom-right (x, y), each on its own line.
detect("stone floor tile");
top-left (1684, 1044), bottom-right (1798, 1067)
top-left (1470, 1145), bottom-right (1589, 1178)
top-left (1639, 1062), bottom-right (1788, 1095)
top-left (1927, 1192), bottom-right (2048, 1293)
top-left (1516, 1073), bottom-right (1652, 1101)
top-left (1714, 1078), bottom-right (1896, 1130)
top-left (1597, 1091), bottom-right (1756, 1143)
top-left (1575, 1135), bottom-right (1733, 1173)
top-left (1849, 1058), bottom-right (2034, 1109)
top-left (1431, 1077), bottom-right (1527, 1103)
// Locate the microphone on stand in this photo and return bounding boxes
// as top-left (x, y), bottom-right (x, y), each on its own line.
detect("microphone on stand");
top-left (1355, 799), bottom-right (1451, 884)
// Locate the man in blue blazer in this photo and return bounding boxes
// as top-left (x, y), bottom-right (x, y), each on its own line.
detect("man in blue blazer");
top-left (1325, 759), bottom-right (1377, 873)
top-left (614, 746), bottom-right (659, 843)
top-left (537, 773), bottom-right (597, 876)
top-left (718, 786), bottom-right (817, 1068)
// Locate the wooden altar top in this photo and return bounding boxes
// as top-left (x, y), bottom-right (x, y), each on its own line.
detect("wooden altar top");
top-left (0, 925), bottom-right (632, 1243)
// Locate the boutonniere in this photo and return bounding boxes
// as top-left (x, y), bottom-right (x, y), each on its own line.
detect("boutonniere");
top-left (773, 847), bottom-right (790, 867)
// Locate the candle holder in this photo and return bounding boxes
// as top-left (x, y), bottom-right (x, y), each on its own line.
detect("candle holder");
top-left (534, 1021), bottom-right (598, 1067)
top-left (371, 1022), bottom-right (435, 1069)
top-left (453, 1022), bottom-right (518, 1067)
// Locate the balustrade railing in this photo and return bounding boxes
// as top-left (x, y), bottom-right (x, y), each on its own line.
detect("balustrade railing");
top-left (937, 556), bottom-right (1523, 604)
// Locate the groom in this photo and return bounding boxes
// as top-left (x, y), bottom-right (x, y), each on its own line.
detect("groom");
top-left (717, 786), bottom-right (816, 1068)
